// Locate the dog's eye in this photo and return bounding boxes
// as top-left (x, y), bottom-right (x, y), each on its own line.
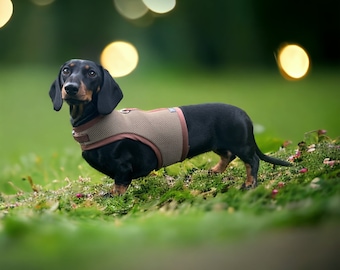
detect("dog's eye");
top-left (88, 70), bottom-right (97, 78)
top-left (62, 67), bottom-right (70, 76)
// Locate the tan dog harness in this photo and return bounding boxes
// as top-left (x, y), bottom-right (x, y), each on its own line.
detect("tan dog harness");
top-left (72, 108), bottom-right (189, 169)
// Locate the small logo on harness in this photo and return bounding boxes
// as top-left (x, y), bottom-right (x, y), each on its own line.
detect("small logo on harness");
top-left (119, 109), bottom-right (134, 114)
top-left (168, 107), bottom-right (176, 113)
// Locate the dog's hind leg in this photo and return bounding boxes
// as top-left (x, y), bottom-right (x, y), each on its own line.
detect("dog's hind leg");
top-left (210, 150), bottom-right (236, 173)
top-left (241, 155), bottom-right (260, 190)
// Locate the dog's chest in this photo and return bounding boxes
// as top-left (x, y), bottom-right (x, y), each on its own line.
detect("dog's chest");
top-left (73, 108), bottom-right (189, 168)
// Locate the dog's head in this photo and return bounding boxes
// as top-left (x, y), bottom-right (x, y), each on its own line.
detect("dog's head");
top-left (49, 59), bottom-right (123, 118)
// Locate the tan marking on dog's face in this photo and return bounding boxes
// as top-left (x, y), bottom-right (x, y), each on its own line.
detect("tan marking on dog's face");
top-left (61, 87), bottom-right (67, 99)
top-left (85, 88), bottom-right (93, 102)
top-left (80, 81), bottom-right (93, 102)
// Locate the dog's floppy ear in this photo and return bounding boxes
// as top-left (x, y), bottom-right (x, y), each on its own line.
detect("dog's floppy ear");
top-left (97, 68), bottom-right (123, 115)
top-left (49, 71), bottom-right (63, 111)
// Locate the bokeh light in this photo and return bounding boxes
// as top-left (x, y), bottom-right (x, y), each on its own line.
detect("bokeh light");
top-left (142, 0), bottom-right (176, 14)
top-left (114, 0), bottom-right (148, 20)
top-left (100, 41), bottom-right (139, 78)
top-left (277, 44), bottom-right (310, 80)
top-left (0, 0), bottom-right (13, 28)
top-left (31, 0), bottom-right (55, 6)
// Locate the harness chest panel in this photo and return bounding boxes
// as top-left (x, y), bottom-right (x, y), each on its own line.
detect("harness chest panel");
top-left (72, 108), bottom-right (189, 168)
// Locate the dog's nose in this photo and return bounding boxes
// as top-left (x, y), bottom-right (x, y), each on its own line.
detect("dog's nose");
top-left (64, 82), bottom-right (79, 96)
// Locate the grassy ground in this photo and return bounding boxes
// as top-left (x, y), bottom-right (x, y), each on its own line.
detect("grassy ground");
top-left (0, 65), bottom-right (340, 269)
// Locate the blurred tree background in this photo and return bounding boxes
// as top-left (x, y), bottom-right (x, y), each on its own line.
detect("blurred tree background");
top-left (0, 0), bottom-right (339, 68)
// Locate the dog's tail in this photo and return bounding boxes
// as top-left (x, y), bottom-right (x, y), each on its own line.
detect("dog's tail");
top-left (255, 145), bottom-right (292, 167)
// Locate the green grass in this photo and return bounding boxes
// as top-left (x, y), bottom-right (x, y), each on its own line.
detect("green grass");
top-left (1, 134), bottom-right (340, 269)
top-left (1, 66), bottom-right (340, 269)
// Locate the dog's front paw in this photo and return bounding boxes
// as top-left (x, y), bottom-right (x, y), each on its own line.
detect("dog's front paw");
top-left (111, 184), bottom-right (128, 196)
top-left (99, 184), bottom-right (128, 198)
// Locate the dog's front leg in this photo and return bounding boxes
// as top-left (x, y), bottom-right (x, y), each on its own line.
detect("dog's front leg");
top-left (110, 163), bottom-right (133, 196)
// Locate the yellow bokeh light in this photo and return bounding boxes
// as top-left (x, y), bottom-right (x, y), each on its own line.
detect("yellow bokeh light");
top-left (114, 0), bottom-right (148, 20)
top-left (277, 44), bottom-right (310, 80)
top-left (142, 0), bottom-right (176, 14)
top-left (0, 0), bottom-right (13, 28)
top-left (31, 0), bottom-right (55, 6)
top-left (100, 41), bottom-right (139, 78)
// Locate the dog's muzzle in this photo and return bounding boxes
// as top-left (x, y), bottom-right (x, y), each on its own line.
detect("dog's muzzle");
top-left (64, 82), bottom-right (79, 96)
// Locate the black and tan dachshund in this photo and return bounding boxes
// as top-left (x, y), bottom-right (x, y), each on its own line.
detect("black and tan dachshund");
top-left (49, 59), bottom-right (291, 195)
